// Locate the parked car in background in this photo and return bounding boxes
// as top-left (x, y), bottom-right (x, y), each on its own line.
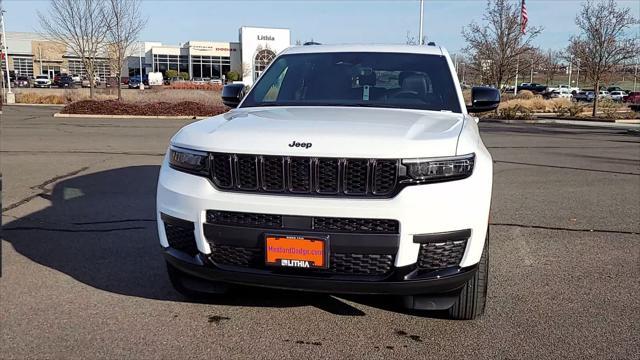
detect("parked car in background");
top-left (191, 77), bottom-right (208, 84)
top-left (148, 72), bottom-right (163, 86)
top-left (33, 75), bottom-right (52, 88)
top-left (128, 75), bottom-right (149, 87)
top-left (58, 75), bottom-right (75, 88)
top-left (624, 92), bottom-right (640, 103)
top-left (548, 88), bottom-right (572, 99)
top-left (209, 78), bottom-right (223, 85)
top-left (624, 92), bottom-right (640, 112)
top-left (517, 82), bottom-right (548, 94)
top-left (598, 90), bottom-right (611, 99)
top-left (548, 84), bottom-right (579, 93)
top-left (606, 86), bottom-right (627, 94)
top-left (609, 91), bottom-right (626, 102)
top-left (573, 91), bottom-right (595, 102)
top-left (52, 74), bottom-right (62, 87)
top-left (71, 74), bottom-right (81, 84)
top-left (14, 75), bottom-right (31, 88)
top-left (169, 77), bottom-right (185, 84)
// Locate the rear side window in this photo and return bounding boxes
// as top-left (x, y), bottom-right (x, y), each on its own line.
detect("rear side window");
top-left (243, 52), bottom-right (461, 113)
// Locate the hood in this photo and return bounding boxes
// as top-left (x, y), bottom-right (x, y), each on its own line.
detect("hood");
top-left (171, 106), bottom-right (467, 158)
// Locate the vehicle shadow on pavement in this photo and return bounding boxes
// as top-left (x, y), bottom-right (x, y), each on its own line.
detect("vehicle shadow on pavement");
top-left (3, 165), bottom-right (434, 317)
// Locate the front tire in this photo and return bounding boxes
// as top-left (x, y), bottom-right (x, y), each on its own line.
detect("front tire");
top-left (448, 229), bottom-right (489, 320)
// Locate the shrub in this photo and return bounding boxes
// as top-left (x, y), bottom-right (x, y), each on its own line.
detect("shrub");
top-left (567, 102), bottom-right (584, 117)
top-left (498, 103), bottom-right (533, 119)
top-left (61, 100), bottom-right (228, 117)
top-left (16, 92), bottom-right (65, 104)
top-left (164, 82), bottom-right (223, 91)
top-left (550, 98), bottom-right (572, 116)
top-left (516, 90), bottom-right (535, 99)
top-left (599, 99), bottom-right (620, 119)
top-left (179, 72), bottom-right (189, 80)
top-left (226, 71), bottom-right (240, 81)
top-left (165, 69), bottom-right (178, 79)
top-left (528, 96), bottom-right (548, 112)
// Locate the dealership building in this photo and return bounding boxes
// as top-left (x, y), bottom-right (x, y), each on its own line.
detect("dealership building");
top-left (2, 26), bottom-right (290, 85)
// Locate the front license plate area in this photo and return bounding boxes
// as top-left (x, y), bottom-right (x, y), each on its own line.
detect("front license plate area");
top-left (265, 235), bottom-right (329, 269)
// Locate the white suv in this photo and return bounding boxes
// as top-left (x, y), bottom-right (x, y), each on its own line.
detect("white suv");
top-left (34, 75), bottom-right (52, 88)
top-left (157, 44), bottom-right (499, 320)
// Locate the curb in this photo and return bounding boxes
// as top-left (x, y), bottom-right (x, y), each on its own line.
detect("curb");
top-left (483, 118), bottom-right (640, 129)
top-left (53, 113), bottom-right (208, 120)
top-left (5, 103), bottom-right (65, 107)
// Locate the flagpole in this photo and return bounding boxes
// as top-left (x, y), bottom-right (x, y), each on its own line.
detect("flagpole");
top-left (1, 4), bottom-right (14, 104)
top-left (513, 0), bottom-right (524, 95)
top-left (419, 0), bottom-right (424, 45)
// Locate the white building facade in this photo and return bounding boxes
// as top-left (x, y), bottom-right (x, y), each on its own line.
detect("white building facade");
top-left (128, 26), bottom-right (290, 84)
top-left (239, 26), bottom-right (291, 85)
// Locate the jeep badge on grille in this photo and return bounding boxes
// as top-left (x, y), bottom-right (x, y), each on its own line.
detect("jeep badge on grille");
top-left (288, 141), bottom-right (312, 149)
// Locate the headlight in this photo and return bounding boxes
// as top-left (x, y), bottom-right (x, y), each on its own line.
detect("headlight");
top-left (168, 146), bottom-right (209, 176)
top-left (402, 153), bottom-right (475, 183)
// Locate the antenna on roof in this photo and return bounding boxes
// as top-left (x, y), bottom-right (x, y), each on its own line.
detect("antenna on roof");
top-left (427, 42), bottom-right (436, 46)
top-left (303, 41), bottom-right (321, 45)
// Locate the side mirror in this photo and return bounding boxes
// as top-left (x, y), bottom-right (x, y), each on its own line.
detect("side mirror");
top-left (221, 83), bottom-right (246, 108)
top-left (466, 86), bottom-right (501, 113)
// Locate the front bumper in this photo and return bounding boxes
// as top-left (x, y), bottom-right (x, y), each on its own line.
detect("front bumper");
top-left (157, 144), bottom-right (492, 293)
top-left (164, 247), bottom-right (477, 295)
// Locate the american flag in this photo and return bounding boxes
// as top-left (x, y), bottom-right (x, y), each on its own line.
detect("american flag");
top-left (521, 0), bottom-right (528, 34)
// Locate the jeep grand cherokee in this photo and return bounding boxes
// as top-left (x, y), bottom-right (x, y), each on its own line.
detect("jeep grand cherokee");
top-left (157, 44), bottom-right (499, 320)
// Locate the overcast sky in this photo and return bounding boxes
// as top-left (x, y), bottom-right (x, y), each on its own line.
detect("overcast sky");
top-left (2, 0), bottom-right (639, 52)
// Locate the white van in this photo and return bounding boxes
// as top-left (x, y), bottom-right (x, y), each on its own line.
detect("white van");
top-left (148, 72), bottom-right (164, 87)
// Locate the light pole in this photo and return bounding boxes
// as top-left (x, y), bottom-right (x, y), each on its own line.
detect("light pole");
top-left (634, 61), bottom-right (638, 92)
top-left (576, 59), bottom-right (580, 89)
top-left (419, 0), bottom-right (424, 45)
top-left (1, 6), bottom-right (14, 103)
top-left (139, 41), bottom-right (144, 90)
top-left (567, 55), bottom-right (572, 86)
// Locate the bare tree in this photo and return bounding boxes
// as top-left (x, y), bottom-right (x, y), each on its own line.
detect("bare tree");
top-left (540, 49), bottom-right (562, 85)
top-left (567, 0), bottom-right (638, 116)
top-left (462, 0), bottom-right (542, 91)
top-left (38, 0), bottom-right (111, 99)
top-left (405, 30), bottom-right (426, 46)
top-left (105, 0), bottom-right (146, 100)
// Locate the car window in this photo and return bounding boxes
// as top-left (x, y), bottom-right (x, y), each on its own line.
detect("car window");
top-left (243, 52), bottom-right (462, 113)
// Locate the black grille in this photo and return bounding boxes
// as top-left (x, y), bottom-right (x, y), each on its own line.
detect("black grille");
top-left (206, 210), bottom-right (399, 234)
top-left (210, 153), bottom-right (400, 197)
top-left (212, 154), bottom-right (233, 188)
top-left (210, 244), bottom-right (261, 267)
top-left (343, 159), bottom-right (369, 194)
top-left (261, 156), bottom-right (285, 191)
top-left (313, 217), bottom-right (399, 234)
top-left (330, 253), bottom-right (393, 275)
top-left (208, 244), bottom-right (393, 276)
top-left (207, 210), bottom-right (282, 228)
top-left (164, 222), bottom-right (198, 256)
top-left (417, 240), bottom-right (467, 270)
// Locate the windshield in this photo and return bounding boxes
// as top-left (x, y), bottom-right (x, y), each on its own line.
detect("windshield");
top-left (37, 76), bottom-right (48, 79)
top-left (241, 52), bottom-right (462, 113)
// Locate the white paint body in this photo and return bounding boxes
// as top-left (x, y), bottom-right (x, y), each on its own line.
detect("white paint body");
top-left (157, 44), bottom-right (492, 270)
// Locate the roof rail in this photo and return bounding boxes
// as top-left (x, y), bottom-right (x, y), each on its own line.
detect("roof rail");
top-left (303, 41), bottom-right (322, 45)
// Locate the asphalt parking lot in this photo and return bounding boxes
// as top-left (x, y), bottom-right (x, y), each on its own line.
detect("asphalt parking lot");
top-left (1, 105), bottom-right (639, 359)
